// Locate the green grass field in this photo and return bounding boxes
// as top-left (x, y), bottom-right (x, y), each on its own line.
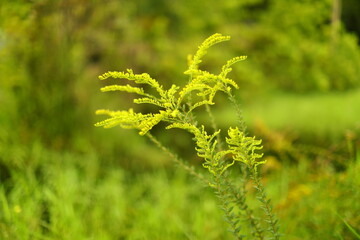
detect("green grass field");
top-left (0, 140), bottom-right (359, 239)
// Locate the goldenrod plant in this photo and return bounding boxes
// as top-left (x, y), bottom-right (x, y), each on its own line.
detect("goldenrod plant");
top-left (95, 33), bottom-right (280, 240)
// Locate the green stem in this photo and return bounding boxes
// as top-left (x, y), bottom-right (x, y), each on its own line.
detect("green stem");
top-left (146, 133), bottom-right (208, 185)
top-left (214, 174), bottom-right (244, 240)
top-left (205, 102), bottom-right (223, 150)
top-left (251, 168), bottom-right (280, 240)
top-left (226, 167), bottom-right (264, 240)
top-left (227, 92), bottom-right (247, 134)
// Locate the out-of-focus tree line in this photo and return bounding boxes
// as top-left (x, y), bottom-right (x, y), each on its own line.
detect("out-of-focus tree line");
top-left (1, 0), bottom-right (359, 155)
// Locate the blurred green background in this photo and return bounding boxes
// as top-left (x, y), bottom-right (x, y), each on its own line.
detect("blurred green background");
top-left (0, 0), bottom-right (359, 239)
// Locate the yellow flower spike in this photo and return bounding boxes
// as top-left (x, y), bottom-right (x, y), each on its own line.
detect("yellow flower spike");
top-left (100, 84), bottom-right (146, 95)
top-left (186, 33), bottom-right (231, 73)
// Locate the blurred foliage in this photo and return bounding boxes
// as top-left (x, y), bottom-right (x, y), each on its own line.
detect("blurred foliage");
top-left (0, 142), bottom-right (359, 239)
top-left (342, 0), bottom-right (360, 38)
top-left (0, 0), bottom-right (360, 239)
top-left (1, 0), bottom-right (360, 148)
top-left (237, 0), bottom-right (360, 92)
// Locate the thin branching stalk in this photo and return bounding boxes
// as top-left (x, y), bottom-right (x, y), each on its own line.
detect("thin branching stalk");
top-left (214, 174), bottom-right (245, 240)
top-left (204, 103), bottom-right (223, 150)
top-left (146, 133), bottom-right (208, 185)
top-left (227, 91), bottom-right (247, 134)
top-left (224, 171), bottom-right (264, 240)
top-left (250, 169), bottom-right (280, 240)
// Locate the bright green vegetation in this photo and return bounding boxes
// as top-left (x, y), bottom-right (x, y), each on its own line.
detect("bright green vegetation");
top-left (0, 144), bottom-right (230, 240)
top-left (1, 0), bottom-right (360, 239)
top-left (0, 141), bottom-right (359, 239)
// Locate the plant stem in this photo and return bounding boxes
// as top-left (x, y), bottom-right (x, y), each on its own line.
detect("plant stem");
top-left (205, 102), bottom-right (223, 150)
top-left (227, 167), bottom-right (264, 240)
top-left (146, 133), bottom-right (208, 185)
top-left (227, 92), bottom-right (247, 134)
top-left (251, 169), bottom-right (280, 240)
top-left (214, 174), bottom-right (244, 240)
